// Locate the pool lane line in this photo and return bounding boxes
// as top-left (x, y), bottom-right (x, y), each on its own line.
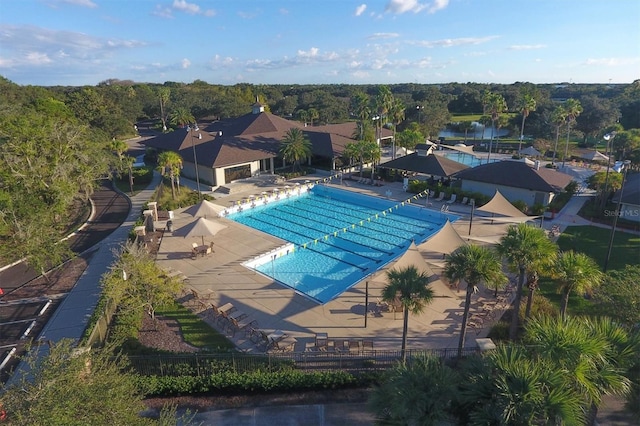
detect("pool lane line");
top-left (262, 208), bottom-right (399, 255)
top-left (271, 205), bottom-right (411, 250)
top-left (242, 215), bottom-right (374, 270)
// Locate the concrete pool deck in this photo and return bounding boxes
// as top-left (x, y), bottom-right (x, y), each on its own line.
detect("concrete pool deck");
top-left (155, 175), bottom-right (513, 353)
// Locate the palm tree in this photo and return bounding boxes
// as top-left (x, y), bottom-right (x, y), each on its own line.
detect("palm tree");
top-left (350, 91), bottom-right (370, 140)
top-left (550, 105), bottom-right (567, 165)
top-left (109, 139), bottom-right (135, 194)
top-left (374, 85), bottom-right (393, 145)
top-left (381, 265), bottom-right (434, 362)
top-left (459, 121), bottom-right (474, 143)
top-left (169, 106), bottom-right (194, 128)
top-left (368, 354), bottom-right (458, 425)
top-left (308, 108), bottom-right (319, 126)
top-left (297, 109), bottom-right (310, 126)
top-left (279, 127), bottom-right (312, 172)
top-left (550, 250), bottom-right (603, 319)
top-left (444, 245), bottom-right (506, 356)
top-left (516, 90), bottom-right (537, 153)
top-left (478, 115), bottom-right (491, 141)
top-left (524, 316), bottom-right (634, 424)
top-left (482, 91), bottom-right (507, 161)
top-left (158, 87), bottom-right (170, 132)
top-left (157, 151), bottom-right (183, 199)
top-left (388, 98), bottom-right (405, 159)
top-left (562, 98), bottom-right (583, 167)
top-left (496, 223), bottom-right (558, 339)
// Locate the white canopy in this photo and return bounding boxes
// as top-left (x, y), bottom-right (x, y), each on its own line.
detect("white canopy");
top-left (476, 190), bottom-right (528, 218)
top-left (519, 146), bottom-right (541, 157)
top-left (370, 242), bottom-right (436, 283)
top-left (439, 143), bottom-right (478, 157)
top-left (173, 217), bottom-right (227, 246)
top-left (580, 150), bottom-right (609, 162)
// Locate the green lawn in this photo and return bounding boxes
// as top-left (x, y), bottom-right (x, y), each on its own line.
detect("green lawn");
top-left (556, 225), bottom-right (640, 271)
top-left (156, 301), bottom-right (236, 352)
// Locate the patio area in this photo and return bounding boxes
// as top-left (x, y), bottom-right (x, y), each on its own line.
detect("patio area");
top-left (153, 175), bottom-right (514, 354)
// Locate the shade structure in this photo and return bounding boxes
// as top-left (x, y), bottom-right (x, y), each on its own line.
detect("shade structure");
top-left (476, 190), bottom-right (528, 218)
top-left (173, 217), bottom-right (227, 246)
top-left (519, 146), bottom-right (541, 157)
top-left (370, 242), bottom-right (436, 286)
top-left (183, 199), bottom-right (226, 218)
top-left (418, 220), bottom-right (466, 255)
top-left (580, 150), bottom-right (609, 162)
top-left (440, 143), bottom-right (477, 156)
top-left (378, 152), bottom-right (469, 177)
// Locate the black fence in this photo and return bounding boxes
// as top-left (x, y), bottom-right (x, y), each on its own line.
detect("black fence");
top-left (126, 347), bottom-right (481, 377)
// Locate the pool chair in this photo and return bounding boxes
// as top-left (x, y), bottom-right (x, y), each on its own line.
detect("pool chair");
top-left (435, 192), bottom-right (445, 202)
top-left (460, 197), bottom-right (469, 205)
top-left (446, 194), bottom-right (457, 204)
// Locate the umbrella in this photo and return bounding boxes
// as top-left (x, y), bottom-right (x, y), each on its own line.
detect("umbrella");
top-left (183, 199), bottom-right (226, 218)
top-left (173, 217), bottom-right (227, 246)
top-left (519, 146), bottom-right (541, 157)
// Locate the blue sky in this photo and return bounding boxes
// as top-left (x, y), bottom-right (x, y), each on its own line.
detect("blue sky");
top-left (1, 0), bottom-right (638, 86)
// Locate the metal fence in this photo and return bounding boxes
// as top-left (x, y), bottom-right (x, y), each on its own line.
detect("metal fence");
top-left (126, 347), bottom-right (481, 377)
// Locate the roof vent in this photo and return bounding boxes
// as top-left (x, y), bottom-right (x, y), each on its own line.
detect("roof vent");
top-left (218, 131), bottom-right (223, 137)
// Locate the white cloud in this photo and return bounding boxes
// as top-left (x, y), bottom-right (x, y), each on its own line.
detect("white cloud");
top-left (427, 0), bottom-right (449, 14)
top-left (508, 44), bottom-right (546, 50)
top-left (0, 24), bottom-right (145, 70)
top-left (355, 4), bottom-right (367, 16)
top-left (172, 0), bottom-right (200, 15)
top-left (352, 70), bottom-right (370, 79)
top-left (385, 0), bottom-right (426, 14)
top-left (181, 58), bottom-right (191, 69)
top-left (62, 0), bottom-right (97, 8)
top-left (412, 35), bottom-right (499, 48)
top-left (152, 5), bottom-right (174, 18)
top-left (368, 32), bottom-right (400, 39)
top-left (584, 57), bottom-right (640, 66)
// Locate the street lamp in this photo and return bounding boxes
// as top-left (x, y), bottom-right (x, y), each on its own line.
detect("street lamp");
top-left (416, 105), bottom-right (423, 125)
top-left (187, 124), bottom-right (202, 200)
top-left (600, 131), bottom-right (616, 209)
top-left (604, 159), bottom-right (631, 271)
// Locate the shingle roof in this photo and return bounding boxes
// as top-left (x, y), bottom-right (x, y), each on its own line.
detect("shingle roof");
top-left (615, 172), bottom-right (640, 207)
top-left (378, 153), bottom-right (470, 177)
top-left (452, 160), bottom-right (573, 192)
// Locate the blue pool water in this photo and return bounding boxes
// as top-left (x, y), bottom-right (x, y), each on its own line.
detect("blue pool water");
top-left (439, 152), bottom-right (499, 167)
top-left (228, 186), bottom-right (456, 304)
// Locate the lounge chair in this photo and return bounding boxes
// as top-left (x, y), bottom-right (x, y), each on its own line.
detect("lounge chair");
top-left (435, 192), bottom-right (445, 201)
top-left (460, 197), bottom-right (469, 205)
top-left (447, 194), bottom-right (457, 204)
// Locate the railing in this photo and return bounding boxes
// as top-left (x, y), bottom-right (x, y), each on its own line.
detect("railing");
top-left (126, 347), bottom-right (481, 377)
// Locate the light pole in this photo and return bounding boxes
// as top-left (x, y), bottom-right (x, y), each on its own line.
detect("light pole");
top-left (416, 105), bottom-right (423, 125)
top-left (604, 160), bottom-right (631, 271)
top-left (600, 132), bottom-right (616, 210)
top-left (187, 124), bottom-right (202, 199)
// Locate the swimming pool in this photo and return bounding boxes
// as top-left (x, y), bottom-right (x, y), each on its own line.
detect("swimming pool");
top-left (228, 185), bottom-right (456, 303)
top-left (439, 152), bottom-right (499, 167)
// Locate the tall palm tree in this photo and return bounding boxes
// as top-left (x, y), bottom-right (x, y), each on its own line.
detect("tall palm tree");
top-left (550, 105), bottom-right (567, 165)
top-left (158, 87), bottom-right (170, 132)
top-left (109, 139), bottom-right (135, 194)
top-left (350, 91), bottom-right (370, 140)
top-left (459, 121), bottom-right (474, 143)
top-left (374, 85), bottom-right (393, 145)
top-left (550, 251), bottom-right (603, 319)
top-left (516, 90), bottom-right (537, 152)
top-left (562, 98), bottom-right (583, 167)
top-left (308, 108), bottom-right (319, 126)
top-left (297, 109), bottom-right (310, 126)
top-left (444, 245), bottom-right (506, 356)
top-left (381, 265), bottom-right (434, 362)
top-left (157, 151), bottom-right (183, 199)
top-left (388, 98), bottom-right (405, 159)
top-left (368, 354), bottom-right (458, 425)
top-left (482, 91), bottom-right (507, 161)
top-left (279, 127), bottom-right (312, 172)
top-left (496, 223), bottom-right (558, 339)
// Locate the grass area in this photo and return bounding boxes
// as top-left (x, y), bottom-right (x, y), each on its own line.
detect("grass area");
top-left (450, 113), bottom-right (518, 122)
top-left (556, 225), bottom-right (640, 271)
top-left (114, 166), bottom-right (156, 196)
top-left (537, 278), bottom-right (595, 317)
top-left (156, 301), bottom-right (236, 351)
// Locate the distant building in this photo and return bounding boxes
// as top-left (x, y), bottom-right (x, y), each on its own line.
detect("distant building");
top-left (145, 103), bottom-right (392, 188)
top-left (612, 172), bottom-right (640, 223)
top-left (453, 160), bottom-right (574, 207)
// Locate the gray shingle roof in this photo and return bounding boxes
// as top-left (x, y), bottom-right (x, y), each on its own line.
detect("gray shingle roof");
top-left (452, 161), bottom-right (573, 192)
top-left (378, 153), bottom-right (470, 177)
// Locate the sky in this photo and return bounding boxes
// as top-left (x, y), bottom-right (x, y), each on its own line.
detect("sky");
top-left (0, 0), bottom-right (639, 87)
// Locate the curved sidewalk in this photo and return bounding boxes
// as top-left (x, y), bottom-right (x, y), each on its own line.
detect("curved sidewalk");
top-left (8, 174), bottom-right (161, 384)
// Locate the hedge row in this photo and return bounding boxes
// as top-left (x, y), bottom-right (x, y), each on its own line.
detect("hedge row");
top-left (136, 369), bottom-right (369, 397)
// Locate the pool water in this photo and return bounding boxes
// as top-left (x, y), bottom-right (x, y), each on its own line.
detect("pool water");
top-left (439, 152), bottom-right (499, 167)
top-left (228, 185), bottom-right (456, 303)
